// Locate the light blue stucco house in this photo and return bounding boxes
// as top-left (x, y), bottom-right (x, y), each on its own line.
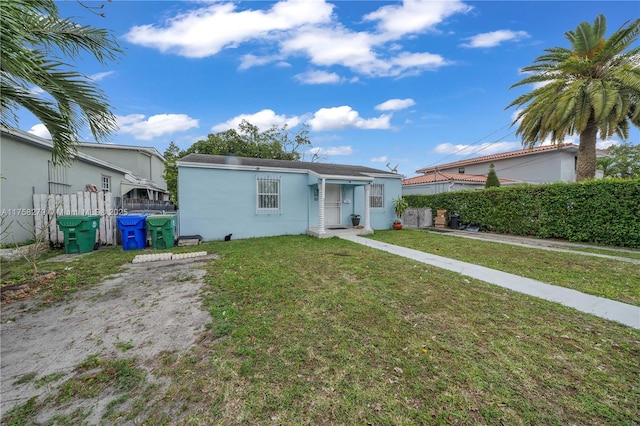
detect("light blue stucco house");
top-left (177, 154), bottom-right (403, 240)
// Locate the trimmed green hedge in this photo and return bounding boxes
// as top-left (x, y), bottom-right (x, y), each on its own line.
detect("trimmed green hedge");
top-left (404, 179), bottom-right (640, 248)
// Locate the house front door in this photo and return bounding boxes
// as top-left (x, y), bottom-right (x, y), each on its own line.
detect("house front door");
top-left (324, 184), bottom-right (341, 225)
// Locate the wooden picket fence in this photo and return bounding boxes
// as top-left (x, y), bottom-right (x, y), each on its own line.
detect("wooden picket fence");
top-left (33, 191), bottom-right (116, 247)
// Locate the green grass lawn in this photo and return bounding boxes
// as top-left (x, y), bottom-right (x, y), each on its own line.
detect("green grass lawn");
top-left (2, 235), bottom-right (639, 425)
top-left (556, 245), bottom-right (640, 260)
top-left (367, 229), bottom-right (640, 307)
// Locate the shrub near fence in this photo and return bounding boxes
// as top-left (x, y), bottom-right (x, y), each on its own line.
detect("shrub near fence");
top-left (404, 179), bottom-right (640, 248)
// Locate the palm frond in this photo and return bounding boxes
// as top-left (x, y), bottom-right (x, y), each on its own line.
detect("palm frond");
top-left (0, 79), bottom-right (77, 164)
top-left (27, 15), bottom-right (123, 64)
top-left (507, 13), bottom-right (639, 174)
top-left (572, 88), bottom-right (592, 132)
top-left (0, 0), bottom-right (121, 164)
top-left (588, 80), bottom-right (619, 124)
top-left (566, 14), bottom-right (607, 56)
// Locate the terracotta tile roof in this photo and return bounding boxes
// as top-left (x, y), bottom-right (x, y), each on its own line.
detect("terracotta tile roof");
top-left (403, 171), bottom-right (517, 185)
top-left (416, 143), bottom-right (577, 174)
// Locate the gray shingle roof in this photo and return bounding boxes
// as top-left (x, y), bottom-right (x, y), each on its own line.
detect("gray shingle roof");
top-left (178, 154), bottom-right (401, 178)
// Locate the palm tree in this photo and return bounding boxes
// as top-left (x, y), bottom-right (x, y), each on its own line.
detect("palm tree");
top-left (0, 0), bottom-right (122, 164)
top-left (507, 15), bottom-right (640, 181)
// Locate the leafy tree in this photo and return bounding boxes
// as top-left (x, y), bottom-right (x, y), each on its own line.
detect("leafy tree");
top-left (162, 142), bottom-right (181, 205)
top-left (598, 141), bottom-right (640, 178)
top-left (485, 163), bottom-right (501, 188)
top-left (596, 156), bottom-right (617, 178)
top-left (0, 0), bottom-right (122, 164)
top-left (164, 121), bottom-right (313, 205)
top-left (507, 15), bottom-right (640, 181)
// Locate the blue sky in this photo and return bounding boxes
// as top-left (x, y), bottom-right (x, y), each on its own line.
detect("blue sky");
top-left (20, 0), bottom-right (640, 178)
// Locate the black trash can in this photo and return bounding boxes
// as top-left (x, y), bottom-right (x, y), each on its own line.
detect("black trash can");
top-left (450, 213), bottom-right (460, 230)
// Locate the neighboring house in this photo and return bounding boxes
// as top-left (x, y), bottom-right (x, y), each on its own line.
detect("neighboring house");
top-left (76, 142), bottom-right (169, 202)
top-left (403, 172), bottom-right (519, 195)
top-left (0, 127), bottom-right (169, 243)
top-left (177, 154), bottom-right (403, 240)
top-left (403, 143), bottom-right (606, 195)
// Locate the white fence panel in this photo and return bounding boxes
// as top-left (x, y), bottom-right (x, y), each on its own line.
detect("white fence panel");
top-left (103, 192), bottom-right (114, 245)
top-left (32, 191), bottom-right (115, 247)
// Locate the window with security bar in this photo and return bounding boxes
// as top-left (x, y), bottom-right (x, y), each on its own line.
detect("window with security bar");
top-left (370, 183), bottom-right (384, 209)
top-left (257, 176), bottom-right (280, 213)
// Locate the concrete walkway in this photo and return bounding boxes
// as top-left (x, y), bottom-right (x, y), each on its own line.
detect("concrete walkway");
top-left (340, 235), bottom-right (640, 330)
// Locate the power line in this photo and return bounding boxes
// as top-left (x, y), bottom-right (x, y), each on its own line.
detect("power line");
top-left (421, 122), bottom-right (515, 169)
top-left (455, 130), bottom-right (516, 162)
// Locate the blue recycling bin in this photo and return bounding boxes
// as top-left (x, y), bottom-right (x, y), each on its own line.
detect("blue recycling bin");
top-left (116, 215), bottom-right (148, 250)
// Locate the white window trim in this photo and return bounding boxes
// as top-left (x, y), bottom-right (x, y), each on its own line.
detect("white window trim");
top-left (101, 175), bottom-right (111, 192)
top-left (256, 176), bottom-right (281, 214)
top-left (370, 183), bottom-right (384, 209)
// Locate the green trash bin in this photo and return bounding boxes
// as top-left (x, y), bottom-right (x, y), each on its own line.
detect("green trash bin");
top-left (146, 215), bottom-right (175, 249)
top-left (57, 215), bottom-right (101, 254)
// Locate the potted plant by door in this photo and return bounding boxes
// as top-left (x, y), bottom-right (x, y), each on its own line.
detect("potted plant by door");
top-left (350, 214), bottom-right (361, 227)
top-left (392, 196), bottom-right (408, 230)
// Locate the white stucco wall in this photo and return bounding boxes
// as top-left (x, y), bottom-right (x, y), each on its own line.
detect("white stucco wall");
top-left (441, 151), bottom-right (577, 183)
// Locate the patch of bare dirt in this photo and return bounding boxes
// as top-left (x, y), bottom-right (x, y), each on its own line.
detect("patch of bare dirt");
top-left (0, 254), bottom-right (218, 420)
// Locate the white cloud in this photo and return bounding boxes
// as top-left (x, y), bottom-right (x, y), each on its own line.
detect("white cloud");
top-left (364, 0), bottom-right (472, 38)
top-left (211, 109), bottom-right (301, 132)
top-left (375, 98), bottom-right (415, 111)
top-left (597, 139), bottom-right (618, 150)
top-left (28, 123), bottom-right (51, 139)
top-left (239, 54), bottom-right (279, 70)
top-left (532, 81), bottom-right (551, 90)
top-left (238, 55), bottom-right (293, 70)
top-left (117, 113), bottom-right (199, 140)
top-left (124, 0), bottom-right (465, 79)
top-left (282, 27), bottom-right (380, 73)
top-left (461, 29), bottom-right (530, 48)
top-left (538, 136), bottom-right (578, 146)
top-left (434, 142), bottom-right (522, 156)
top-left (307, 106), bottom-right (391, 131)
top-left (516, 69), bottom-right (552, 89)
top-left (89, 71), bottom-right (115, 81)
top-left (124, 0), bottom-right (334, 58)
top-left (310, 146), bottom-right (353, 156)
top-left (370, 156), bottom-right (388, 162)
top-left (282, 27), bottom-right (449, 77)
top-left (511, 108), bottom-right (523, 124)
top-left (390, 52), bottom-right (447, 68)
top-left (29, 86), bottom-right (44, 95)
top-left (434, 138), bottom-right (612, 155)
top-left (294, 70), bottom-right (342, 85)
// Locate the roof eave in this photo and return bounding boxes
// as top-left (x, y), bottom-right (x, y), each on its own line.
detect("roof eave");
top-left (2, 127), bottom-right (131, 175)
top-left (76, 142), bottom-right (165, 161)
top-left (415, 143), bottom-right (579, 174)
top-left (178, 159), bottom-right (399, 180)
